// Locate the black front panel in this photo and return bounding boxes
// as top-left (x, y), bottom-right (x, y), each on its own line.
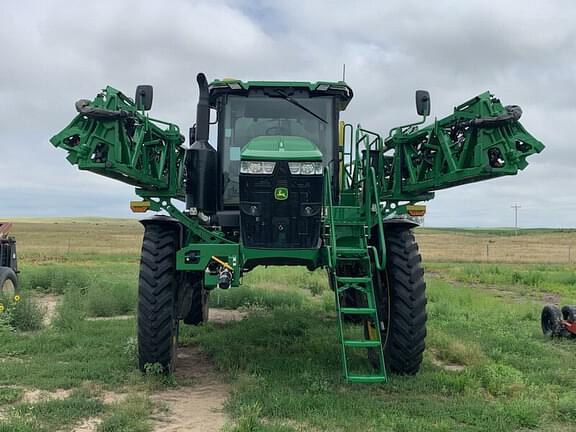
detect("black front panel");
top-left (0, 238), bottom-right (17, 271)
top-left (240, 161), bottom-right (322, 248)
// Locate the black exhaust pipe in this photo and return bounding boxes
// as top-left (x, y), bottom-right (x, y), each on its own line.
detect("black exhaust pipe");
top-left (186, 73), bottom-right (217, 214)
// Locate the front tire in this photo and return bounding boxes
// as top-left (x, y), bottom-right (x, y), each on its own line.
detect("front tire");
top-left (137, 224), bottom-right (179, 373)
top-left (182, 272), bottom-right (209, 325)
top-left (370, 226), bottom-right (427, 375)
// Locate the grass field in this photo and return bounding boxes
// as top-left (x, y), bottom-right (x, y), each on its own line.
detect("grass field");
top-left (1, 219), bottom-right (576, 431)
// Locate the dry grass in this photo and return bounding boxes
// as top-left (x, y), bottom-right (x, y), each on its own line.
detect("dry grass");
top-left (7, 218), bottom-right (576, 264)
top-left (8, 218), bottom-right (142, 257)
top-left (417, 228), bottom-right (576, 264)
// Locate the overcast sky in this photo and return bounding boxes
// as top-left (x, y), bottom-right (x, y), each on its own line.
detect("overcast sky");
top-left (0, 0), bottom-right (574, 227)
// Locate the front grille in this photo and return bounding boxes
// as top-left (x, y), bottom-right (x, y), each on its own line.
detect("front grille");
top-left (239, 161), bottom-right (322, 248)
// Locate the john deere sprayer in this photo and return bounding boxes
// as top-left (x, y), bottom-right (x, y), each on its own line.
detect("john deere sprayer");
top-left (51, 74), bottom-right (544, 383)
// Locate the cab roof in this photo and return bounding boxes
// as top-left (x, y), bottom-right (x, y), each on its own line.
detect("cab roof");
top-left (209, 78), bottom-right (353, 111)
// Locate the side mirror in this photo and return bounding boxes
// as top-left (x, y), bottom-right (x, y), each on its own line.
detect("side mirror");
top-left (415, 90), bottom-right (430, 116)
top-left (135, 85), bottom-right (153, 111)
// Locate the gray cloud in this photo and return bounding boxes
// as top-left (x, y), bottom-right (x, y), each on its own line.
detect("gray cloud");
top-left (0, 0), bottom-right (573, 227)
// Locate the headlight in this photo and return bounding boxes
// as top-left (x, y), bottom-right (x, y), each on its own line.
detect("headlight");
top-left (240, 161), bottom-right (276, 175)
top-left (288, 161), bottom-right (323, 175)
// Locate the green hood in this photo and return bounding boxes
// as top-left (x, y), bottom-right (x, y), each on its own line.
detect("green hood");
top-left (241, 136), bottom-right (322, 161)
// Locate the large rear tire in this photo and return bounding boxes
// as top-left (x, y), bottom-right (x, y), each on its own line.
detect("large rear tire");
top-left (370, 226), bottom-right (427, 375)
top-left (137, 224), bottom-right (179, 373)
top-left (182, 272), bottom-right (209, 325)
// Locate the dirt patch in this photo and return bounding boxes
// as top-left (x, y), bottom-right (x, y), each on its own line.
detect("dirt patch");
top-left (151, 308), bottom-right (243, 432)
top-left (151, 346), bottom-right (230, 432)
top-left (209, 308), bottom-right (246, 324)
top-left (101, 390), bottom-right (130, 404)
top-left (542, 293), bottom-right (562, 305)
top-left (429, 350), bottom-right (466, 372)
top-left (430, 357), bottom-right (466, 372)
top-left (37, 293), bottom-right (61, 326)
top-left (72, 417), bottom-right (101, 432)
top-left (22, 388), bottom-right (72, 403)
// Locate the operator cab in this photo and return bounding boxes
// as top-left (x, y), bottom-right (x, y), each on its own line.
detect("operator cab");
top-left (210, 81), bottom-right (352, 205)
top-left (206, 80), bottom-right (352, 249)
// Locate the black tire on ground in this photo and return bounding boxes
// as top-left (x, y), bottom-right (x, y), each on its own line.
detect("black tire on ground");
top-left (561, 305), bottom-right (576, 323)
top-left (182, 272), bottom-right (209, 325)
top-left (369, 226), bottom-right (427, 375)
top-left (0, 267), bottom-right (18, 297)
top-left (541, 304), bottom-right (563, 337)
top-left (137, 223), bottom-right (180, 373)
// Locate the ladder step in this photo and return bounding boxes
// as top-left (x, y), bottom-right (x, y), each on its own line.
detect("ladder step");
top-left (344, 340), bottom-right (381, 348)
top-left (340, 307), bottom-right (376, 315)
top-left (336, 276), bottom-right (371, 284)
top-left (347, 375), bottom-right (387, 384)
top-left (335, 248), bottom-right (367, 256)
top-left (334, 221), bottom-right (366, 226)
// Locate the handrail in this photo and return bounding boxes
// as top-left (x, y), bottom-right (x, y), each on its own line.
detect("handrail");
top-left (341, 123), bottom-right (354, 189)
top-left (323, 167), bottom-right (337, 269)
top-left (367, 167), bottom-right (386, 271)
top-left (349, 123), bottom-right (387, 271)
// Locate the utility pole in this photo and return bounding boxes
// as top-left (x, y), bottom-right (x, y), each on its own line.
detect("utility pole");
top-left (511, 204), bottom-right (521, 235)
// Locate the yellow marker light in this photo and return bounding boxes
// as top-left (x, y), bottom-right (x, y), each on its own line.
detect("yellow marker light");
top-left (130, 201), bottom-right (150, 213)
top-left (14, 295), bottom-right (21, 302)
top-left (406, 205), bottom-right (426, 217)
top-left (0, 304), bottom-right (4, 313)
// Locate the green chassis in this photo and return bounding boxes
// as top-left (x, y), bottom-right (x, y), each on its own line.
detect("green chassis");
top-left (50, 78), bottom-right (544, 382)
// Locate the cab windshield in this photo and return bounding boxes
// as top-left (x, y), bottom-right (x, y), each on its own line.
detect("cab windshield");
top-left (220, 94), bottom-right (334, 205)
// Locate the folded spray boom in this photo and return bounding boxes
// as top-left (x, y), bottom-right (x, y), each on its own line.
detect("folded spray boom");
top-left (50, 86), bottom-right (186, 198)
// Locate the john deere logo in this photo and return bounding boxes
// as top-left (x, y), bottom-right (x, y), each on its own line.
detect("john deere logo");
top-left (274, 187), bottom-right (288, 201)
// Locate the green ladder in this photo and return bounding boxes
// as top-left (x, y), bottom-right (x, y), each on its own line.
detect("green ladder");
top-left (327, 205), bottom-right (387, 384)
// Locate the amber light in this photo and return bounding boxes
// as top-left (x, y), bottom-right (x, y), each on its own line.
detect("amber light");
top-left (130, 201), bottom-right (150, 213)
top-left (406, 205), bottom-right (426, 217)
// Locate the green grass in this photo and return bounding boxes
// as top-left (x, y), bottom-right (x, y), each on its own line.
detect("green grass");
top-left (0, 318), bottom-right (142, 390)
top-left (0, 388), bottom-right (154, 432)
top-left (3, 391), bottom-right (105, 432)
top-left (243, 267), bottom-right (329, 295)
top-left (428, 262), bottom-right (576, 303)
top-left (0, 315), bottom-right (156, 430)
top-left (182, 278), bottom-right (576, 431)
top-left (20, 262), bottom-right (138, 318)
top-left (5, 218), bottom-right (576, 431)
top-left (97, 395), bottom-right (153, 432)
top-left (0, 294), bottom-right (44, 332)
top-left (0, 387), bottom-right (23, 404)
top-left (210, 285), bottom-right (309, 310)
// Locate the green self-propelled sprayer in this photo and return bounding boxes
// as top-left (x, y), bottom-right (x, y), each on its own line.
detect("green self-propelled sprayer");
top-left (51, 74), bottom-right (544, 383)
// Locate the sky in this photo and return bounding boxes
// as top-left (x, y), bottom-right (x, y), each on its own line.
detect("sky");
top-left (0, 0), bottom-right (574, 227)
